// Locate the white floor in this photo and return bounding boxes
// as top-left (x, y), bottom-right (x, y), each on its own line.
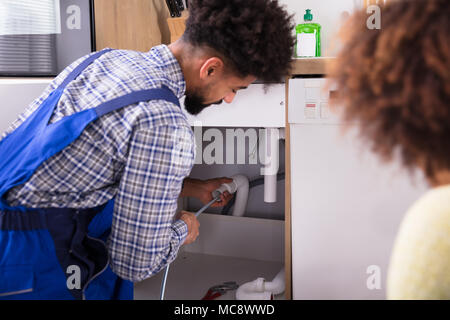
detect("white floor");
top-left (134, 251), bottom-right (284, 300)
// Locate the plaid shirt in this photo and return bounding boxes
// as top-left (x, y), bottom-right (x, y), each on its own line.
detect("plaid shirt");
top-left (1, 45), bottom-right (195, 282)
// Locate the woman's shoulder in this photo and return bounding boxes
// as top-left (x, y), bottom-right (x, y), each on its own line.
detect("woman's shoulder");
top-left (386, 184), bottom-right (450, 299)
top-left (406, 184), bottom-right (450, 226)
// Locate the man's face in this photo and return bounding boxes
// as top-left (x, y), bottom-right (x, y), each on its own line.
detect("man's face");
top-left (184, 73), bottom-right (257, 115)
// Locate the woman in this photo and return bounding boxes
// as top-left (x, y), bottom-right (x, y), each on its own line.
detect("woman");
top-left (329, 0), bottom-right (449, 299)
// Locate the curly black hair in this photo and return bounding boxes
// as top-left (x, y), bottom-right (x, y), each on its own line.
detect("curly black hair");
top-left (183, 0), bottom-right (295, 82)
top-left (329, 0), bottom-right (450, 182)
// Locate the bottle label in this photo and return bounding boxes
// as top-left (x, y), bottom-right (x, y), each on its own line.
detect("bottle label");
top-left (297, 32), bottom-right (316, 57)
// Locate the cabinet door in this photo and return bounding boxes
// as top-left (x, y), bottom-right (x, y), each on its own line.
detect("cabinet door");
top-left (94, 0), bottom-right (170, 51)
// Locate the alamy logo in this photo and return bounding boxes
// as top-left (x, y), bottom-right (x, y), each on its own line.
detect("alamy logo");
top-left (366, 265), bottom-right (382, 290)
top-left (172, 122), bottom-right (283, 176)
top-left (66, 5), bottom-right (81, 30)
top-left (66, 265), bottom-right (81, 290)
top-left (366, 4), bottom-right (381, 30)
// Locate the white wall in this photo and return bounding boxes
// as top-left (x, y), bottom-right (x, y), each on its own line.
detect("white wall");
top-left (280, 0), bottom-right (363, 56)
top-left (0, 80), bottom-right (51, 136)
top-left (290, 124), bottom-right (428, 299)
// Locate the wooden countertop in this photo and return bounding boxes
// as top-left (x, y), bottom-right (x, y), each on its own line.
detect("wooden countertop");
top-left (290, 57), bottom-right (335, 76)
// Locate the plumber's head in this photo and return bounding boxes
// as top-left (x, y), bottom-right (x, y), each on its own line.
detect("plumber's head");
top-left (180, 47), bottom-right (257, 115)
top-left (169, 0), bottom-right (296, 115)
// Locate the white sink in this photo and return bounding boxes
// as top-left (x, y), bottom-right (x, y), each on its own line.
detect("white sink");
top-left (182, 83), bottom-right (286, 128)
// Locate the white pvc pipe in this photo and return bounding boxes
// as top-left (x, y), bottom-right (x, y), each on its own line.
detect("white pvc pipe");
top-left (263, 267), bottom-right (285, 295)
top-left (235, 278), bottom-right (272, 300)
top-left (235, 266), bottom-right (285, 300)
top-left (261, 128), bottom-right (282, 203)
top-left (212, 174), bottom-right (249, 217)
top-left (230, 174), bottom-right (249, 217)
top-left (264, 174), bottom-right (277, 203)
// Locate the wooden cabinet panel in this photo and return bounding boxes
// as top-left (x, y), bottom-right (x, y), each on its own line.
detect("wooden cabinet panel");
top-left (167, 11), bottom-right (188, 43)
top-left (94, 0), bottom-right (171, 51)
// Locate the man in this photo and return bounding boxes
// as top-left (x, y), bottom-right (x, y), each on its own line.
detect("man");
top-left (0, 0), bottom-right (294, 299)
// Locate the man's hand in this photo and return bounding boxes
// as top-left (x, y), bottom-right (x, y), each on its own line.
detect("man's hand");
top-left (196, 177), bottom-right (234, 208)
top-left (180, 177), bottom-right (234, 208)
top-left (177, 210), bottom-right (200, 245)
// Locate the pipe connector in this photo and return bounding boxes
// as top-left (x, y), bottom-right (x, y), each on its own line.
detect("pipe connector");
top-left (235, 267), bottom-right (285, 300)
top-left (212, 174), bottom-right (249, 217)
top-left (235, 278), bottom-right (272, 300)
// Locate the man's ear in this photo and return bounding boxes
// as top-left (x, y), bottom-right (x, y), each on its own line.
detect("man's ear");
top-left (199, 57), bottom-right (224, 81)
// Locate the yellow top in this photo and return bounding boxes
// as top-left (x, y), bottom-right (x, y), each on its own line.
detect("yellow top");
top-left (387, 184), bottom-right (450, 299)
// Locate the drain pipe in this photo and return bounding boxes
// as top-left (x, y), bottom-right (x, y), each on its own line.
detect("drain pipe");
top-left (261, 128), bottom-right (285, 203)
top-left (212, 174), bottom-right (249, 217)
top-left (220, 173), bottom-right (285, 216)
top-left (236, 267), bottom-right (285, 300)
top-left (230, 175), bottom-right (248, 217)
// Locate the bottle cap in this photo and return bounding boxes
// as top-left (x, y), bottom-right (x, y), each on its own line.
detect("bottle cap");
top-left (304, 9), bottom-right (313, 21)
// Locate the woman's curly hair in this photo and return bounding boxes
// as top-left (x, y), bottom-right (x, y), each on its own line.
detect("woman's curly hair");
top-left (329, 0), bottom-right (450, 182)
top-left (183, 0), bottom-right (295, 82)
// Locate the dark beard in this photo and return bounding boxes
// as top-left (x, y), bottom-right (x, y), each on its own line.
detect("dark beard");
top-left (184, 92), bottom-right (210, 115)
top-left (184, 91), bottom-right (223, 115)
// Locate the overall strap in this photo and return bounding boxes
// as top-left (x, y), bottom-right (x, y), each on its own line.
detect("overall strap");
top-left (58, 49), bottom-right (113, 91)
top-left (0, 45), bottom-right (181, 212)
top-left (94, 86), bottom-right (180, 117)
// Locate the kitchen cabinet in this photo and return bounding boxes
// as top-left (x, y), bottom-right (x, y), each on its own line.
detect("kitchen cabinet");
top-left (93, 0), bottom-right (171, 51)
top-left (285, 60), bottom-right (428, 300)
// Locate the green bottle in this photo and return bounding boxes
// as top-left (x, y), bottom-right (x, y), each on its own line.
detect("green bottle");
top-left (295, 9), bottom-right (321, 57)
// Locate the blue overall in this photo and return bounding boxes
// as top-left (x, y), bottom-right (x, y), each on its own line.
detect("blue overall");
top-left (0, 49), bottom-right (181, 299)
